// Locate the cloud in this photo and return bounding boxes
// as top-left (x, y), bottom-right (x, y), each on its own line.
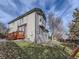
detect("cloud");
top-left (0, 0), bottom-right (25, 16)
top-left (0, 0), bottom-right (79, 28)
top-left (0, 10), bottom-right (13, 24)
top-left (62, 0), bottom-right (79, 25)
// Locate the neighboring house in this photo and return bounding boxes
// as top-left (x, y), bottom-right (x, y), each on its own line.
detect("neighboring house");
top-left (8, 8), bottom-right (48, 44)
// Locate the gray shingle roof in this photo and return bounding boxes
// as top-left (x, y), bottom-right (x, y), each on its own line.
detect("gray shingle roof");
top-left (8, 8), bottom-right (46, 24)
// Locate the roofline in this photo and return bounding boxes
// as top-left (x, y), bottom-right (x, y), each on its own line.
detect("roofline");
top-left (8, 8), bottom-right (46, 24)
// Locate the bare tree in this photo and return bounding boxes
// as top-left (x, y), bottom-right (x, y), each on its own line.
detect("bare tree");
top-left (48, 12), bottom-right (64, 40)
top-left (0, 22), bottom-right (7, 35)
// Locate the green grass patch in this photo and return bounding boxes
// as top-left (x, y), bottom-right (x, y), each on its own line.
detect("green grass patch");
top-left (14, 41), bottom-right (32, 48)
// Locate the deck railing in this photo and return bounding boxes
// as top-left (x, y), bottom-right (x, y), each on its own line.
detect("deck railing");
top-left (7, 31), bottom-right (25, 40)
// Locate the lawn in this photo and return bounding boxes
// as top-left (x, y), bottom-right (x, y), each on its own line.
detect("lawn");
top-left (15, 41), bottom-right (32, 48)
top-left (14, 41), bottom-right (69, 59)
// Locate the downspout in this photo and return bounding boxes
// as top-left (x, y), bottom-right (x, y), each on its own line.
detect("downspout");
top-left (35, 12), bottom-right (37, 43)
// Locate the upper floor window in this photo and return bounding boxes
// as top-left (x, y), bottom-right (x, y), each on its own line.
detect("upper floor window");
top-left (40, 19), bottom-right (42, 22)
top-left (39, 17), bottom-right (46, 27)
top-left (20, 19), bottom-right (22, 24)
top-left (17, 18), bottom-right (24, 26)
top-left (21, 18), bottom-right (24, 23)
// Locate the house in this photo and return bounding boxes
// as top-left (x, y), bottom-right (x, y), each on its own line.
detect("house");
top-left (8, 8), bottom-right (48, 44)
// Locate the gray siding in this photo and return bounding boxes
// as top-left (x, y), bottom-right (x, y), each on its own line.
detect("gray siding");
top-left (35, 13), bottom-right (48, 43)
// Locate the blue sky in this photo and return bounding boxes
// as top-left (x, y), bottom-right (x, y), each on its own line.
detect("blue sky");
top-left (0, 0), bottom-right (79, 29)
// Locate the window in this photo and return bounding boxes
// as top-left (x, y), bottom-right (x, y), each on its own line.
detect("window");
top-left (21, 18), bottom-right (24, 23)
top-left (39, 17), bottom-right (46, 27)
top-left (18, 18), bottom-right (24, 25)
top-left (18, 24), bottom-right (26, 34)
top-left (40, 19), bottom-right (42, 22)
top-left (39, 27), bottom-right (43, 35)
